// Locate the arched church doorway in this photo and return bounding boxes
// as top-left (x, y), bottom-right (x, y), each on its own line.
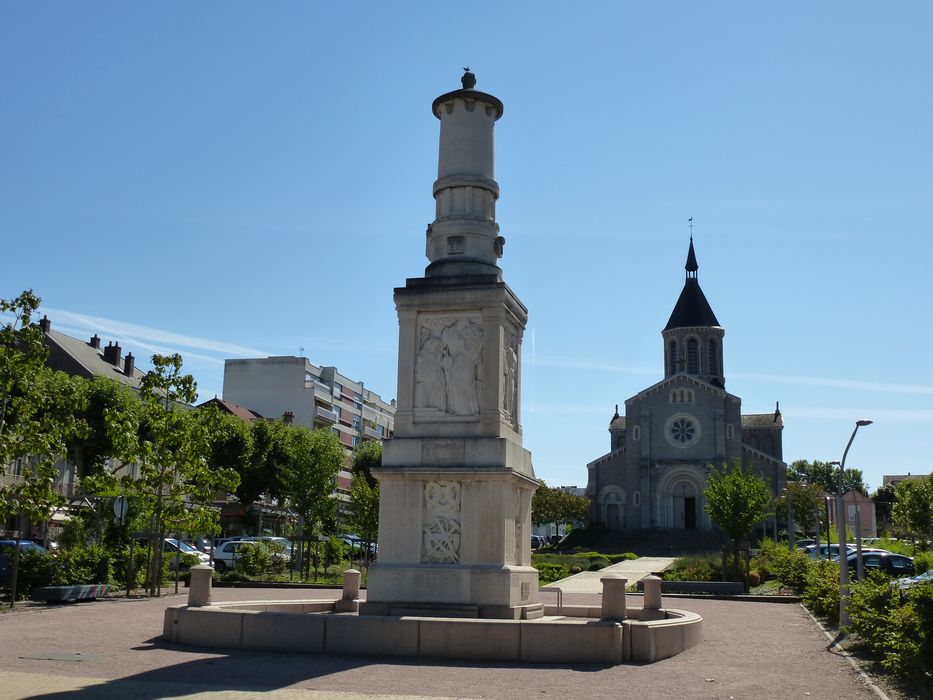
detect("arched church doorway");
top-left (673, 481), bottom-right (697, 530)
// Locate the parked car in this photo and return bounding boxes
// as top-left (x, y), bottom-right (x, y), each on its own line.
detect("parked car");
top-left (210, 540), bottom-right (258, 571)
top-left (896, 568), bottom-right (933, 591)
top-left (0, 540), bottom-right (47, 587)
top-left (530, 535), bottom-right (543, 549)
top-left (844, 551), bottom-right (914, 577)
top-left (803, 543), bottom-right (855, 560)
top-left (240, 536), bottom-right (293, 561)
top-left (163, 538), bottom-right (211, 569)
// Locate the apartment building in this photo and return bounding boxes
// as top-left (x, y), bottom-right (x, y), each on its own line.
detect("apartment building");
top-left (222, 356), bottom-right (396, 512)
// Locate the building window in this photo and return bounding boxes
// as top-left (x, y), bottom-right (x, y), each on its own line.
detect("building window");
top-left (668, 340), bottom-right (678, 374)
top-left (726, 424), bottom-right (735, 439)
top-left (633, 492), bottom-right (641, 507)
top-left (708, 340), bottom-right (719, 376)
top-left (633, 425), bottom-right (641, 441)
top-left (670, 389), bottom-right (694, 404)
top-left (687, 338), bottom-right (698, 374)
top-left (670, 418), bottom-right (695, 444)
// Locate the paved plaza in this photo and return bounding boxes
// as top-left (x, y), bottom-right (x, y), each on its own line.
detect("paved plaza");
top-left (0, 576), bottom-right (884, 700)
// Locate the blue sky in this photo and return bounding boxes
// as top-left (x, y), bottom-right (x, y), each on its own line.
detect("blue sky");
top-left (2, 3), bottom-right (931, 492)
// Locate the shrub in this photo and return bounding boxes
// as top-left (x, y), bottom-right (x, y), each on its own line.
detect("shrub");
top-left (9, 549), bottom-right (58, 598)
top-left (535, 562), bottom-right (569, 584)
top-left (236, 542), bottom-right (288, 578)
top-left (606, 552), bottom-right (639, 563)
top-left (663, 554), bottom-right (718, 582)
top-left (912, 551), bottom-right (932, 574)
top-left (746, 571), bottom-right (761, 587)
top-left (803, 560), bottom-right (840, 626)
top-left (52, 545), bottom-right (115, 585)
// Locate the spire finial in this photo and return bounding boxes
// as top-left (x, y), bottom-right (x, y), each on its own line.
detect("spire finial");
top-left (685, 225), bottom-right (698, 278)
top-left (461, 67), bottom-right (476, 90)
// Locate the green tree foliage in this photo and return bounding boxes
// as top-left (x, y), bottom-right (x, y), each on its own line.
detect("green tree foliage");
top-left (201, 406), bottom-right (259, 508)
top-left (892, 475), bottom-right (933, 548)
top-left (788, 459), bottom-right (866, 496)
top-left (871, 483), bottom-right (896, 531)
top-left (0, 291), bottom-right (86, 524)
top-left (67, 377), bottom-right (139, 489)
top-left (349, 440), bottom-right (380, 550)
top-left (106, 353), bottom-right (239, 593)
top-left (282, 426), bottom-right (343, 546)
top-left (351, 438), bottom-right (381, 488)
top-left (776, 481), bottom-right (824, 534)
top-left (531, 482), bottom-right (590, 528)
top-left (704, 462), bottom-right (773, 544)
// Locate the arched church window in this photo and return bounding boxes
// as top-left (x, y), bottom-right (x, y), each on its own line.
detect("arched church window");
top-left (687, 338), bottom-right (698, 374)
top-left (708, 340), bottom-right (719, 376)
top-left (668, 340), bottom-right (678, 374)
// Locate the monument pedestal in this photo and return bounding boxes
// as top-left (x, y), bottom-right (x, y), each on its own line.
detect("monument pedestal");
top-left (363, 74), bottom-right (540, 620)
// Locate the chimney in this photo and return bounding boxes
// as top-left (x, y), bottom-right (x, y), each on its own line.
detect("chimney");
top-left (124, 352), bottom-right (135, 376)
top-left (39, 315), bottom-right (51, 333)
top-left (283, 411), bottom-right (295, 425)
top-left (103, 341), bottom-right (122, 366)
top-left (88, 334), bottom-right (101, 349)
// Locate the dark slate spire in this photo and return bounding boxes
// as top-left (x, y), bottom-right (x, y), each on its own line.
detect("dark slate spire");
top-left (685, 236), bottom-right (698, 277)
top-left (664, 238), bottom-right (720, 330)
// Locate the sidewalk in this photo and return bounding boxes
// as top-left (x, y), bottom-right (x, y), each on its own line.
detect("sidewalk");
top-left (546, 556), bottom-right (676, 594)
top-left (0, 581), bottom-right (885, 700)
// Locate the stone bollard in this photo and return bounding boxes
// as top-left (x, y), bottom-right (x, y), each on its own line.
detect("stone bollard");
top-left (187, 564), bottom-right (213, 607)
top-left (335, 568), bottom-right (361, 612)
top-left (640, 574), bottom-right (666, 620)
top-left (601, 575), bottom-right (628, 620)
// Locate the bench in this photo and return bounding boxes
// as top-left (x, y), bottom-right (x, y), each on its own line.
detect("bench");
top-left (32, 584), bottom-right (109, 603)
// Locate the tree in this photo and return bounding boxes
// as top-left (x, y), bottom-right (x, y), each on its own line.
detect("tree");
top-left (351, 438), bottom-right (382, 488)
top-left (110, 353), bottom-right (238, 594)
top-left (704, 462), bottom-right (773, 545)
top-left (532, 482), bottom-right (589, 529)
top-left (776, 481), bottom-right (824, 535)
top-left (788, 459), bottom-right (866, 496)
top-left (892, 476), bottom-right (933, 550)
top-left (349, 440), bottom-right (381, 557)
top-left (0, 291), bottom-right (88, 605)
top-left (871, 483), bottom-right (897, 532)
top-left (281, 426), bottom-right (344, 575)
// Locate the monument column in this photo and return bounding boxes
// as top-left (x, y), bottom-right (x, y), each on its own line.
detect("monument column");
top-left (363, 71), bottom-right (541, 620)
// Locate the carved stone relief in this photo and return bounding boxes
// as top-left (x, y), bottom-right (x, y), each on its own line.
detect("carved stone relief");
top-left (414, 316), bottom-right (484, 416)
top-left (502, 326), bottom-right (519, 424)
top-left (422, 480), bottom-right (461, 563)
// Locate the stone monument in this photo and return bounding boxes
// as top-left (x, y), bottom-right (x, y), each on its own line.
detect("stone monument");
top-left (362, 70), bottom-right (542, 620)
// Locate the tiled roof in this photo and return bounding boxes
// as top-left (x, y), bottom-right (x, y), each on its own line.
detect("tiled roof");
top-left (742, 413), bottom-right (783, 428)
top-left (45, 329), bottom-right (145, 389)
top-left (197, 397), bottom-right (263, 422)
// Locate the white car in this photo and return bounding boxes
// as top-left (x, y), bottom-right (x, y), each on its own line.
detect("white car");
top-left (210, 539), bottom-right (258, 572)
top-left (164, 538), bottom-right (211, 569)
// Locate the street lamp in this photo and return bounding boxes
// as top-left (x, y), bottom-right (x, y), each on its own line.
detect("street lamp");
top-left (837, 419), bottom-right (872, 631)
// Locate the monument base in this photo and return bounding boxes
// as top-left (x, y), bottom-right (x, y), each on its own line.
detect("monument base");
top-left (364, 562), bottom-right (541, 619)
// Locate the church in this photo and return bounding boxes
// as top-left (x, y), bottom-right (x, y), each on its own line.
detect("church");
top-left (585, 238), bottom-right (787, 532)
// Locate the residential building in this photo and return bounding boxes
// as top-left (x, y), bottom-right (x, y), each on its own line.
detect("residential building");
top-left (222, 356), bottom-right (396, 514)
top-left (585, 239), bottom-right (787, 532)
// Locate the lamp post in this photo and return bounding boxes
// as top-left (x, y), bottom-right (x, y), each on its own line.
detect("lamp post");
top-left (837, 419), bottom-right (872, 631)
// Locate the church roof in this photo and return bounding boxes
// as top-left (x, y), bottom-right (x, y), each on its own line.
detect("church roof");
top-left (742, 412), bottom-right (784, 428)
top-left (610, 415), bottom-right (626, 430)
top-left (664, 238), bottom-right (721, 331)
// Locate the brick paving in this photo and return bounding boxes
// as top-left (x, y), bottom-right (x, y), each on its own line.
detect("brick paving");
top-left (0, 584), bottom-right (883, 700)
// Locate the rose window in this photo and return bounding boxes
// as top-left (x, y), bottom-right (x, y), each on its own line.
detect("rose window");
top-left (670, 418), bottom-right (695, 444)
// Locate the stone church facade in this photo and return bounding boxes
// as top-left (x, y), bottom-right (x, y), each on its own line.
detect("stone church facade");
top-left (585, 239), bottom-right (787, 532)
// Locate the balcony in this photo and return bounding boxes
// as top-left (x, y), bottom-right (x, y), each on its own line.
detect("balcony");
top-left (315, 406), bottom-right (338, 424)
top-left (364, 426), bottom-right (383, 440)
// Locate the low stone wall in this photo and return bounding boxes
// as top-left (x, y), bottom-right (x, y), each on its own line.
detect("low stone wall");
top-left (163, 600), bottom-right (702, 665)
top-left (164, 566), bottom-right (702, 665)
top-left (637, 580), bottom-right (745, 595)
